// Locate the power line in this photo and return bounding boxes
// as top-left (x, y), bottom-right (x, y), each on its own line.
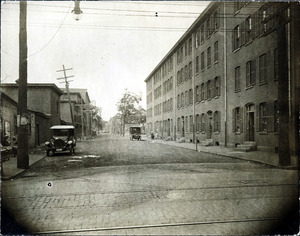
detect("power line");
top-left (27, 2), bottom-right (72, 58)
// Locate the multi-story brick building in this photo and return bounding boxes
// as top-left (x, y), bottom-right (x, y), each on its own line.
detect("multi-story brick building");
top-left (145, 2), bottom-right (299, 155)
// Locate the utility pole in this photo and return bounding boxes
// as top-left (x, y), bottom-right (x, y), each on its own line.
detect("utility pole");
top-left (262, 2), bottom-right (291, 166)
top-left (57, 65), bottom-right (74, 125)
top-left (277, 9), bottom-right (290, 166)
top-left (17, 1), bottom-right (29, 169)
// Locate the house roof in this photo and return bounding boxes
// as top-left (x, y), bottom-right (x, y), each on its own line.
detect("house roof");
top-left (1, 83), bottom-right (64, 95)
top-left (60, 88), bottom-right (91, 104)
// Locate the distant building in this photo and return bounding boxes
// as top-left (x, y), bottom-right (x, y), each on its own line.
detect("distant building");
top-left (59, 88), bottom-right (92, 139)
top-left (145, 2), bottom-right (299, 155)
top-left (1, 83), bottom-right (63, 147)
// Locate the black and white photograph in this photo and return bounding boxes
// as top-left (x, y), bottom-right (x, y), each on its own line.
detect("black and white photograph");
top-left (1, 1), bottom-right (299, 235)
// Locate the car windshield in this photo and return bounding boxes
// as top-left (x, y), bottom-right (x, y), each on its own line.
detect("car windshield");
top-left (53, 129), bottom-right (70, 137)
top-left (131, 128), bottom-right (140, 133)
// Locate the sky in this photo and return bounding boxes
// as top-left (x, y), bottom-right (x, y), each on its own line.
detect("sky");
top-left (1, 1), bottom-right (210, 121)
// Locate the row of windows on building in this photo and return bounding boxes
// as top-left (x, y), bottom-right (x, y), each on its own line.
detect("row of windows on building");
top-left (163, 77), bottom-right (173, 95)
top-left (176, 9), bottom-right (220, 65)
top-left (196, 41), bottom-right (219, 74)
top-left (177, 40), bottom-right (219, 87)
top-left (177, 38), bottom-right (192, 64)
top-left (234, 49), bottom-right (278, 91)
top-left (232, 3), bottom-right (283, 51)
top-left (152, 56), bottom-right (174, 85)
top-left (194, 11), bottom-right (220, 48)
top-left (152, 76), bottom-right (174, 101)
top-left (195, 76), bottom-right (220, 102)
top-left (148, 110), bottom-right (221, 135)
top-left (177, 62), bottom-right (192, 85)
top-left (232, 101), bottom-right (279, 133)
top-left (151, 98), bottom-right (174, 117)
top-left (177, 111), bottom-right (221, 133)
top-left (150, 99), bottom-right (277, 135)
top-left (154, 85), bottom-right (162, 99)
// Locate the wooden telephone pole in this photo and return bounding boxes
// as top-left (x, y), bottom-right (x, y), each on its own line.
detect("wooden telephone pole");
top-left (17, 1), bottom-right (29, 169)
top-left (262, 3), bottom-right (291, 166)
top-left (57, 65), bottom-right (74, 125)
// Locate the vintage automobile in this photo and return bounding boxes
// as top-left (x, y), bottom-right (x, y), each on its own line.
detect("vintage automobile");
top-left (45, 125), bottom-right (76, 156)
top-left (129, 126), bottom-right (141, 141)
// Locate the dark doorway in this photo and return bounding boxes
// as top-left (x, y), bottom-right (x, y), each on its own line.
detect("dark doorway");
top-left (246, 104), bottom-right (255, 141)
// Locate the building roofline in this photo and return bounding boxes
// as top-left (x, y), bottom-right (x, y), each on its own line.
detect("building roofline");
top-left (1, 83), bottom-right (64, 95)
top-left (1, 91), bottom-right (51, 118)
top-left (144, 1), bottom-right (217, 82)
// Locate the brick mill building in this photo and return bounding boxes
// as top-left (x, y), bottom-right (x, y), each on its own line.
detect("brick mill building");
top-left (145, 2), bottom-right (299, 156)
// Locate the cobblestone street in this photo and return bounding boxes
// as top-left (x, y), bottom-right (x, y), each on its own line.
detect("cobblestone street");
top-left (1, 135), bottom-right (298, 235)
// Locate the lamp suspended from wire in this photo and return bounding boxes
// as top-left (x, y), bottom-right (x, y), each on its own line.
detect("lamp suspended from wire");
top-left (72, 1), bottom-right (83, 21)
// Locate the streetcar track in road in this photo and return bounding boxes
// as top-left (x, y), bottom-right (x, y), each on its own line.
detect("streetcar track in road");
top-left (4, 195), bottom-right (297, 212)
top-left (2, 183), bottom-right (297, 200)
top-left (34, 217), bottom-right (281, 234)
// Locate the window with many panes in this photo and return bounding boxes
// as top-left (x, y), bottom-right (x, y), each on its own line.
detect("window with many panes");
top-left (259, 53), bottom-right (267, 83)
top-left (214, 76), bottom-right (220, 96)
top-left (245, 16), bottom-right (252, 43)
top-left (189, 62), bottom-right (192, 79)
top-left (195, 30), bottom-right (200, 48)
top-left (246, 60), bottom-right (256, 87)
top-left (214, 41), bottom-right (219, 63)
top-left (233, 25), bottom-right (240, 51)
top-left (235, 66), bottom-right (241, 91)
top-left (185, 65), bottom-right (188, 81)
top-left (233, 107), bottom-right (243, 132)
top-left (189, 89), bottom-right (193, 105)
top-left (188, 38), bottom-right (192, 54)
top-left (200, 24), bottom-right (205, 44)
top-left (189, 115), bottom-right (193, 132)
top-left (196, 114), bottom-right (200, 132)
top-left (201, 52), bottom-right (205, 71)
top-left (206, 18), bottom-right (210, 38)
top-left (201, 113), bottom-right (205, 132)
top-left (185, 91), bottom-right (188, 106)
top-left (207, 47), bottom-right (211, 68)
top-left (214, 111), bottom-right (220, 132)
top-left (195, 56), bottom-right (199, 74)
top-left (201, 83), bottom-right (205, 101)
top-left (213, 10), bottom-right (220, 30)
top-left (207, 80), bottom-right (211, 99)
top-left (259, 102), bottom-right (267, 131)
top-left (195, 85), bottom-right (200, 102)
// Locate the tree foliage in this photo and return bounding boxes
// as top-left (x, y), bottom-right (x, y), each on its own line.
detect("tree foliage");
top-left (116, 89), bottom-right (144, 134)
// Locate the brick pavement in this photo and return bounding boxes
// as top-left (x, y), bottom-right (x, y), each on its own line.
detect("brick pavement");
top-left (2, 162), bottom-right (298, 235)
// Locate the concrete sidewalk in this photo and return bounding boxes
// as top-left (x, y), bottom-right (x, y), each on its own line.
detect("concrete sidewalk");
top-left (142, 136), bottom-right (298, 169)
top-left (1, 148), bottom-right (45, 180)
